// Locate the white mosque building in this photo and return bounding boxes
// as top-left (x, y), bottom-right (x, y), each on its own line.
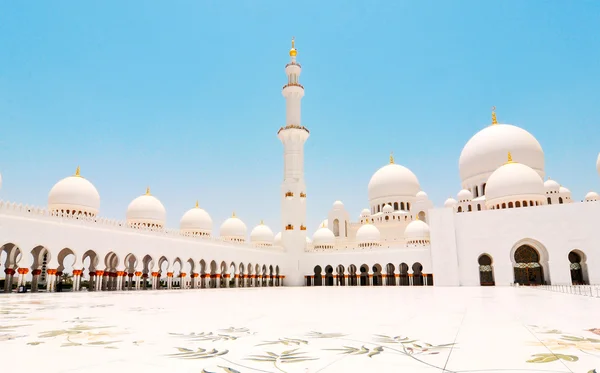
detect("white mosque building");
top-left (1, 39), bottom-right (600, 292)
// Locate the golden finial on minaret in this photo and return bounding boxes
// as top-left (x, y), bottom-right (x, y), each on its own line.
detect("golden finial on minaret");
top-left (507, 152), bottom-right (513, 163)
top-left (75, 166), bottom-right (81, 177)
top-left (491, 106), bottom-right (498, 125)
top-left (289, 37), bottom-right (297, 57)
top-left (145, 187), bottom-right (151, 195)
top-left (390, 151), bottom-right (395, 164)
top-left (195, 200), bottom-right (199, 208)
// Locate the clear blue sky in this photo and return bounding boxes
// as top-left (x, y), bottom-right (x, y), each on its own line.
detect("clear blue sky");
top-left (0, 1), bottom-right (599, 235)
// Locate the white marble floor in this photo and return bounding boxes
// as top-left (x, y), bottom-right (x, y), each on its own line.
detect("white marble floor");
top-left (1, 286), bottom-right (599, 373)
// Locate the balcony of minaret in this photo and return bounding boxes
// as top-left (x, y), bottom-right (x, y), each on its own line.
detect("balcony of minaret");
top-left (300, 225), bottom-right (307, 231)
top-left (285, 62), bottom-right (302, 68)
top-left (277, 124), bottom-right (310, 134)
top-left (285, 191), bottom-right (294, 199)
top-left (285, 224), bottom-right (294, 231)
top-left (282, 82), bottom-right (304, 90)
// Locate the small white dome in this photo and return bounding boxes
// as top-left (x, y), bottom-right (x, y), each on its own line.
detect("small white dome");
top-left (250, 221), bottom-right (274, 245)
top-left (356, 223), bottom-right (381, 245)
top-left (48, 167), bottom-right (100, 216)
top-left (457, 189), bottom-right (473, 202)
top-left (444, 197), bottom-right (458, 208)
top-left (544, 178), bottom-right (560, 193)
top-left (559, 186), bottom-right (571, 195)
top-left (360, 208), bottom-right (371, 218)
top-left (404, 219), bottom-right (430, 243)
top-left (585, 191), bottom-right (599, 202)
top-left (312, 226), bottom-right (335, 248)
top-left (459, 123), bottom-right (544, 185)
top-left (180, 202), bottom-right (212, 235)
top-left (416, 190), bottom-right (428, 199)
top-left (382, 204), bottom-right (393, 213)
top-left (368, 160), bottom-right (420, 203)
top-left (126, 188), bottom-right (166, 227)
top-left (332, 200), bottom-right (344, 209)
top-left (220, 213), bottom-right (247, 241)
top-left (274, 232), bottom-right (282, 246)
top-left (485, 155), bottom-right (544, 206)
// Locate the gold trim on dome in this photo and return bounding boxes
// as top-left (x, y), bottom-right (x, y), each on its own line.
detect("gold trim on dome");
top-left (390, 152), bottom-right (395, 164)
top-left (232, 211), bottom-right (236, 218)
top-left (491, 106), bottom-right (498, 125)
top-left (74, 166), bottom-right (82, 177)
top-left (260, 219), bottom-right (264, 225)
top-left (145, 187), bottom-right (151, 196)
top-left (195, 200), bottom-right (199, 208)
top-left (506, 152), bottom-right (514, 164)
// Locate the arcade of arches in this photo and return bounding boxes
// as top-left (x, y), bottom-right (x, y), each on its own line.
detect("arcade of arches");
top-left (0, 243), bottom-right (285, 293)
top-left (306, 262), bottom-right (433, 286)
top-left (478, 246), bottom-right (589, 286)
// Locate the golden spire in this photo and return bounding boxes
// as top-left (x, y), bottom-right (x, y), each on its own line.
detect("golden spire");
top-left (74, 166), bottom-right (81, 177)
top-left (491, 106), bottom-right (498, 125)
top-left (145, 187), bottom-right (151, 195)
top-left (321, 222), bottom-right (325, 228)
top-left (389, 151), bottom-right (394, 164)
top-left (507, 152), bottom-right (513, 163)
top-left (415, 214), bottom-right (420, 221)
top-left (260, 219), bottom-right (264, 225)
top-left (232, 211), bottom-right (236, 218)
top-left (289, 37), bottom-right (297, 57)
top-left (195, 200), bottom-right (199, 208)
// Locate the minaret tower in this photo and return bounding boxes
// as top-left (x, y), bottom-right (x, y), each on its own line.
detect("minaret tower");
top-left (278, 37), bottom-right (309, 286)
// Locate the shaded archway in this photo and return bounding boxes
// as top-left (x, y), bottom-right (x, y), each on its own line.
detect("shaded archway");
top-left (313, 265), bottom-right (323, 286)
top-left (324, 265), bottom-right (334, 286)
top-left (478, 254), bottom-right (495, 286)
top-left (238, 263), bottom-right (245, 288)
top-left (372, 264), bottom-right (382, 286)
top-left (569, 250), bottom-right (588, 285)
top-left (412, 262), bottom-right (423, 286)
top-left (359, 264), bottom-right (369, 286)
top-left (399, 263), bottom-right (409, 286)
top-left (348, 264), bottom-right (357, 286)
top-left (141, 254), bottom-right (154, 290)
top-left (199, 259), bottom-right (207, 288)
top-left (209, 260), bottom-right (218, 288)
top-left (513, 245), bottom-right (544, 285)
top-left (336, 264), bottom-right (345, 286)
top-left (56, 248), bottom-right (77, 292)
top-left (158, 256), bottom-right (170, 289)
top-left (385, 263), bottom-right (396, 286)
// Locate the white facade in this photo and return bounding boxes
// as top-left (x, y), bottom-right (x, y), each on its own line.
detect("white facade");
top-left (1, 40), bottom-right (600, 293)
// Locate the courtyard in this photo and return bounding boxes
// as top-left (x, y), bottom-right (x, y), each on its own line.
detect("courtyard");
top-left (1, 286), bottom-right (599, 373)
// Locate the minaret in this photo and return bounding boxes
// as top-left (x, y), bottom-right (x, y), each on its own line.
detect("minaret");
top-left (278, 37), bottom-right (309, 286)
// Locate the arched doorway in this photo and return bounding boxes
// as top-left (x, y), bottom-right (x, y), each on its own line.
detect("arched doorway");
top-left (412, 263), bottom-right (423, 286)
top-left (385, 263), bottom-right (396, 286)
top-left (372, 264), bottom-right (382, 286)
top-left (399, 263), bottom-right (409, 286)
top-left (513, 245), bottom-right (544, 285)
top-left (478, 254), bottom-right (495, 286)
top-left (569, 250), bottom-right (588, 285)
top-left (348, 265), bottom-right (357, 286)
top-left (336, 265), bottom-right (345, 286)
top-left (313, 266), bottom-right (323, 286)
top-left (324, 265), bottom-right (334, 286)
top-left (359, 264), bottom-right (369, 286)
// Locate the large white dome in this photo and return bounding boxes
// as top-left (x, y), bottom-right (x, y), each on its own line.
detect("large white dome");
top-left (485, 154), bottom-right (545, 205)
top-left (404, 219), bottom-right (430, 244)
top-left (459, 123), bottom-right (544, 186)
top-left (180, 201), bottom-right (212, 236)
top-left (220, 213), bottom-right (247, 241)
top-left (126, 188), bottom-right (166, 227)
top-left (48, 167), bottom-right (100, 216)
top-left (312, 226), bottom-right (335, 248)
top-left (356, 223), bottom-right (380, 245)
top-left (368, 159), bottom-right (420, 203)
top-left (250, 221), bottom-right (274, 245)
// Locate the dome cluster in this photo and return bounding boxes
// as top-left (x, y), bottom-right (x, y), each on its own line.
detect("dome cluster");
top-left (404, 217), bottom-right (430, 246)
top-left (44, 167), bottom-right (279, 246)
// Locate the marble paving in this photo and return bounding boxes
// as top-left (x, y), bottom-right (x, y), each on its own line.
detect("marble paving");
top-left (1, 286), bottom-right (599, 373)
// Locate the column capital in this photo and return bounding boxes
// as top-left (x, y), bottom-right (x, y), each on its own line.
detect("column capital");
top-left (134, 271), bottom-right (142, 277)
top-left (17, 268), bottom-right (29, 275)
top-left (166, 272), bottom-right (174, 278)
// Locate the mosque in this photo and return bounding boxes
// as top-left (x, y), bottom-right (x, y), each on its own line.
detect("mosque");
top-left (1, 39), bottom-right (600, 293)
